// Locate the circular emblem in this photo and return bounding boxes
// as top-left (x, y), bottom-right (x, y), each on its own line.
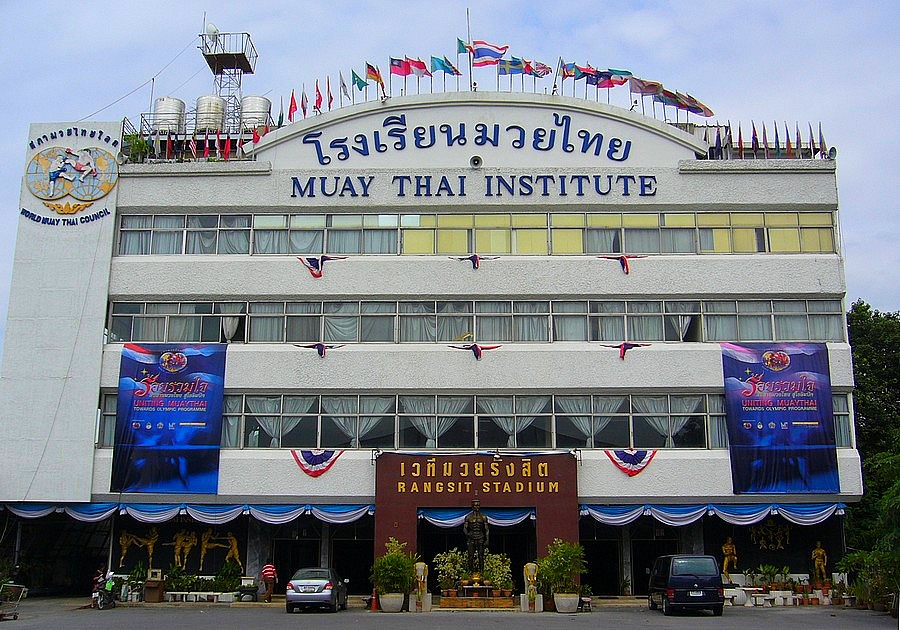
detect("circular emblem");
top-left (762, 350), bottom-right (791, 371)
top-left (159, 352), bottom-right (188, 373)
top-left (25, 146), bottom-right (118, 202)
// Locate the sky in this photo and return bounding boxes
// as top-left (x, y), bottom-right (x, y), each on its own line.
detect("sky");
top-left (0, 0), bottom-right (897, 360)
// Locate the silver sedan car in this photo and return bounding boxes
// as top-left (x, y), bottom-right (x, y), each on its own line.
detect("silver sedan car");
top-left (285, 567), bottom-right (349, 613)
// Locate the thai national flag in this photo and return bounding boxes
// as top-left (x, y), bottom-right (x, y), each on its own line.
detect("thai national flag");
top-left (470, 40), bottom-right (509, 67)
top-left (122, 343), bottom-right (159, 364)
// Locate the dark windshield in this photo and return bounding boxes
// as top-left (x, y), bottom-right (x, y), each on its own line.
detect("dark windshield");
top-left (672, 557), bottom-right (718, 576)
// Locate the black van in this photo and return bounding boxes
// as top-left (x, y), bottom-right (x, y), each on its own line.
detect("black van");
top-left (647, 554), bottom-right (724, 616)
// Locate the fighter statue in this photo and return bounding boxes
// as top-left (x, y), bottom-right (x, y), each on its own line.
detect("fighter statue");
top-left (463, 499), bottom-right (489, 578)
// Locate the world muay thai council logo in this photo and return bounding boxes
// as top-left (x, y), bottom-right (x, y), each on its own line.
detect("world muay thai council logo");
top-left (25, 146), bottom-right (118, 213)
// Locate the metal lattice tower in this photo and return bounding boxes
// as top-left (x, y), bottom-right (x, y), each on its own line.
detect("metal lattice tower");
top-left (199, 29), bottom-right (258, 133)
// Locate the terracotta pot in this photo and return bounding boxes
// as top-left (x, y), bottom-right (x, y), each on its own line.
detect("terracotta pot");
top-left (442, 589), bottom-right (457, 598)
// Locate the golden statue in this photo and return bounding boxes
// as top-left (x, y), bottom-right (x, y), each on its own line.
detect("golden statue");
top-left (721, 537), bottom-right (738, 583)
top-left (222, 531), bottom-right (243, 572)
top-left (415, 562), bottom-right (428, 607)
top-left (118, 531), bottom-right (136, 567)
top-left (523, 562), bottom-right (538, 600)
top-left (199, 528), bottom-right (225, 572)
top-left (811, 541), bottom-right (828, 584)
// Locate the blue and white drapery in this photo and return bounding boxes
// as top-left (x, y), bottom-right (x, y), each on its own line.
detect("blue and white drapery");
top-left (417, 507), bottom-right (535, 528)
top-left (581, 502), bottom-right (845, 527)
top-left (2, 503), bottom-right (375, 526)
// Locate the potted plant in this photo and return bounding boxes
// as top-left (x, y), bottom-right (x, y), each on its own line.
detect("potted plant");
top-left (370, 538), bottom-right (417, 613)
top-left (127, 561), bottom-right (147, 601)
top-left (757, 564), bottom-right (778, 591)
top-left (483, 552), bottom-right (513, 596)
top-left (536, 538), bottom-right (586, 613)
top-left (432, 548), bottom-right (465, 597)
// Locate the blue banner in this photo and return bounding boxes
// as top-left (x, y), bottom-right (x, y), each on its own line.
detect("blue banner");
top-left (111, 343), bottom-right (227, 494)
top-left (721, 343), bottom-right (838, 494)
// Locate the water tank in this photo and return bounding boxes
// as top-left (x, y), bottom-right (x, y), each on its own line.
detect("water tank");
top-left (240, 95), bottom-right (271, 130)
top-left (152, 97), bottom-right (185, 133)
top-left (195, 95), bottom-right (226, 132)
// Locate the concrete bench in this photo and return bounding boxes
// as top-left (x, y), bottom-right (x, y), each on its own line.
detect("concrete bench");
top-left (750, 593), bottom-right (777, 607)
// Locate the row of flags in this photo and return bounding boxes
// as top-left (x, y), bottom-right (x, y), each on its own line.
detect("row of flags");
top-left (153, 128), bottom-right (245, 160)
top-left (702, 121), bottom-right (829, 160)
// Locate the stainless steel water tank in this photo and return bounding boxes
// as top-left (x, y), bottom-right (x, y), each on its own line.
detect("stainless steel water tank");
top-left (195, 95), bottom-right (226, 131)
top-left (152, 97), bottom-right (185, 133)
top-left (240, 95), bottom-right (271, 130)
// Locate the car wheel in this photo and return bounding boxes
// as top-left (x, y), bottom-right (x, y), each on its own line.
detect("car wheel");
top-left (662, 595), bottom-right (672, 616)
top-left (285, 603), bottom-right (294, 614)
top-left (648, 594), bottom-right (657, 610)
top-left (341, 594), bottom-right (348, 610)
top-left (712, 605), bottom-right (723, 616)
top-left (330, 597), bottom-right (339, 613)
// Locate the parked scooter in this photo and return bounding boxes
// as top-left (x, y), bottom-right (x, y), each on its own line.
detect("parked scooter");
top-left (96, 571), bottom-right (117, 610)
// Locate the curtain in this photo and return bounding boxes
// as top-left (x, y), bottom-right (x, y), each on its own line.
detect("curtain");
top-left (363, 230), bottom-right (397, 254)
top-left (738, 315), bottom-right (772, 340)
top-left (167, 316), bottom-right (199, 342)
top-left (809, 314), bottom-right (843, 341)
top-left (553, 315), bottom-right (588, 341)
top-left (150, 231), bottom-right (182, 254)
top-left (324, 303), bottom-right (358, 342)
top-left (132, 317), bottom-right (166, 342)
top-left (359, 396), bottom-right (394, 443)
top-left (249, 304), bottom-right (283, 342)
top-left (218, 303), bottom-right (245, 343)
top-left (290, 230), bottom-right (323, 254)
top-left (119, 231), bottom-right (150, 255)
top-left (246, 397), bottom-right (281, 447)
top-left (665, 302), bottom-right (697, 341)
top-left (254, 230), bottom-right (289, 254)
top-left (513, 303), bottom-right (549, 342)
top-left (628, 303), bottom-right (663, 341)
top-left (283, 396), bottom-right (317, 442)
top-left (774, 315), bottom-right (808, 340)
top-left (402, 397), bottom-right (460, 448)
top-left (185, 230), bottom-right (217, 254)
top-left (322, 396), bottom-right (358, 446)
top-left (633, 395), bottom-right (670, 447)
top-left (661, 228), bottom-right (695, 253)
top-left (555, 396), bottom-right (593, 446)
top-left (584, 228), bottom-right (620, 253)
top-left (400, 304), bottom-right (436, 342)
top-left (328, 230), bottom-right (361, 254)
top-left (669, 396), bottom-right (703, 447)
top-left (624, 228), bottom-right (660, 253)
top-left (478, 397), bottom-right (515, 447)
top-left (219, 230), bottom-right (250, 254)
top-left (705, 315), bottom-right (737, 341)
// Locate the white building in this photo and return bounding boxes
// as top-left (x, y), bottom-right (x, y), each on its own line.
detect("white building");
top-left (0, 85), bottom-right (860, 595)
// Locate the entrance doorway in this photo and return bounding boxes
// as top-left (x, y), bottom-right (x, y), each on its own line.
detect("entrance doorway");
top-left (331, 518), bottom-right (374, 595)
top-left (417, 519), bottom-right (536, 592)
top-left (630, 519), bottom-right (677, 595)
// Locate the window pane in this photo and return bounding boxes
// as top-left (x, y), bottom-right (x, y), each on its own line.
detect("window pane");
top-left (738, 315), bottom-right (772, 341)
top-left (402, 229), bottom-right (434, 254)
top-left (624, 229), bottom-right (660, 253)
top-left (289, 230), bottom-right (324, 254)
top-left (437, 229), bottom-right (470, 254)
top-left (584, 228), bottom-right (621, 253)
top-left (661, 229), bottom-right (695, 253)
top-left (775, 315), bottom-right (808, 340)
top-left (517, 416), bottom-right (551, 447)
top-left (633, 417), bottom-right (668, 447)
top-left (513, 229), bottom-right (547, 254)
top-left (671, 416), bottom-right (706, 448)
top-left (594, 417), bottom-right (630, 448)
top-left (769, 228), bottom-right (801, 252)
top-left (328, 230), bottom-right (361, 254)
top-left (705, 315), bottom-right (738, 341)
top-left (361, 316), bottom-right (394, 342)
top-left (551, 229), bottom-right (584, 254)
top-left (358, 416), bottom-right (394, 448)
top-left (286, 316), bottom-right (321, 342)
top-left (556, 416), bottom-right (592, 447)
top-left (363, 229), bottom-right (398, 254)
top-left (281, 417), bottom-right (318, 448)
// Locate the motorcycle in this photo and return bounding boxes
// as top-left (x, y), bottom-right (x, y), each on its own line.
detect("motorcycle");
top-left (96, 573), bottom-right (117, 610)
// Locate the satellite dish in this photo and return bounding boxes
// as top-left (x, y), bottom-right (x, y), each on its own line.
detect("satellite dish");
top-left (828, 146), bottom-right (837, 159)
top-left (205, 22), bottom-right (219, 37)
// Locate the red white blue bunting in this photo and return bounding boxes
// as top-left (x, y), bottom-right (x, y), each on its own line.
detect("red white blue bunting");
top-left (449, 343), bottom-right (501, 360)
top-left (297, 255), bottom-right (348, 278)
top-left (450, 254), bottom-right (499, 269)
top-left (291, 449), bottom-right (345, 477)
top-left (598, 255), bottom-right (646, 274)
top-left (604, 449), bottom-right (657, 476)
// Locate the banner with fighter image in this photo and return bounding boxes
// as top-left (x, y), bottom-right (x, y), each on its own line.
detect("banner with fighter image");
top-left (111, 343), bottom-right (227, 494)
top-left (721, 342), bottom-right (838, 494)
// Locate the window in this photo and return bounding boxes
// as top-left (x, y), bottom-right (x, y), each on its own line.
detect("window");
top-left (833, 394), bottom-right (852, 447)
top-left (98, 394), bottom-right (117, 447)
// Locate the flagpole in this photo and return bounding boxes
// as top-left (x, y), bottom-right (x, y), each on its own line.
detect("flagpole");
top-left (466, 9), bottom-right (474, 91)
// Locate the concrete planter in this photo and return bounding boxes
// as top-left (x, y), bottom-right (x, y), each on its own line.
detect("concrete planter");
top-left (379, 593), bottom-right (405, 612)
top-left (553, 593), bottom-right (580, 613)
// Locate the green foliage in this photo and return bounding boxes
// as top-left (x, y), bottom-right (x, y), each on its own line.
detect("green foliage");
top-left (837, 550), bottom-right (900, 607)
top-left (212, 560), bottom-right (243, 592)
top-left (757, 564), bottom-right (779, 585)
top-left (164, 564), bottom-right (197, 592)
top-left (534, 538), bottom-right (586, 596)
top-left (482, 552), bottom-right (513, 590)
top-left (432, 548), bottom-right (466, 590)
top-left (370, 537), bottom-right (417, 594)
top-left (128, 561), bottom-right (147, 587)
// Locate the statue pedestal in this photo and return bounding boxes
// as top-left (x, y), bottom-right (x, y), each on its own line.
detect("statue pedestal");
top-left (520, 594), bottom-right (543, 612)
top-left (461, 585), bottom-right (493, 598)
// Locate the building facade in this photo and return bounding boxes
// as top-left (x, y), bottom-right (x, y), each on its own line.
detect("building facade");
top-left (0, 91), bottom-right (861, 595)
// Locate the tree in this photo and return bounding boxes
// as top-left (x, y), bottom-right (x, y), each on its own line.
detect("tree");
top-left (842, 300), bottom-right (900, 613)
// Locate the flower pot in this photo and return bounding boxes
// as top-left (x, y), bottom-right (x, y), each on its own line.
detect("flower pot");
top-left (442, 588), bottom-right (457, 598)
top-left (379, 593), bottom-right (405, 612)
top-left (553, 593), bottom-right (580, 613)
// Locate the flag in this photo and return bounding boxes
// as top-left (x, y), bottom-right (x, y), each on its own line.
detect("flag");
top-left (653, 89), bottom-right (679, 107)
top-left (390, 57), bottom-right (411, 76)
top-left (339, 72), bottom-right (350, 99)
top-left (774, 121), bottom-right (781, 157)
top-left (277, 97), bottom-right (284, 127)
top-left (352, 69), bottom-right (367, 91)
top-left (288, 89), bottom-right (297, 122)
top-left (366, 62), bottom-right (384, 89)
top-left (574, 64), bottom-right (595, 81)
top-left (738, 125), bottom-right (743, 159)
top-left (457, 37), bottom-right (469, 54)
top-left (761, 122), bottom-right (769, 158)
top-left (725, 121), bottom-right (734, 158)
top-left (431, 55), bottom-right (457, 75)
top-left (715, 127), bottom-right (723, 159)
top-left (785, 122), bottom-right (793, 158)
top-left (315, 79), bottom-right (323, 112)
top-left (809, 122), bottom-right (817, 156)
top-left (189, 133), bottom-right (197, 159)
top-left (685, 93), bottom-right (714, 117)
top-left (326, 76), bottom-right (333, 110)
top-left (530, 60), bottom-right (553, 77)
top-left (406, 57), bottom-right (431, 78)
top-left (751, 121), bottom-right (759, 154)
top-left (498, 57), bottom-right (525, 75)
top-left (560, 60), bottom-right (576, 80)
top-left (795, 123), bottom-right (802, 159)
top-left (223, 135), bottom-right (231, 161)
top-left (629, 77), bottom-right (662, 95)
top-left (607, 68), bottom-right (633, 80)
top-left (215, 129), bottom-right (222, 158)
top-left (166, 132), bottom-right (173, 159)
top-left (818, 123), bottom-right (827, 158)
top-left (204, 130), bottom-right (210, 156)
top-left (469, 40), bottom-right (509, 66)
top-left (301, 87), bottom-right (308, 117)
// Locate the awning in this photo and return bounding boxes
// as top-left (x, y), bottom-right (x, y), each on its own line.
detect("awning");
top-left (580, 502), bottom-right (845, 526)
top-left (417, 507), bottom-right (535, 528)
top-left (2, 503), bottom-right (374, 525)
